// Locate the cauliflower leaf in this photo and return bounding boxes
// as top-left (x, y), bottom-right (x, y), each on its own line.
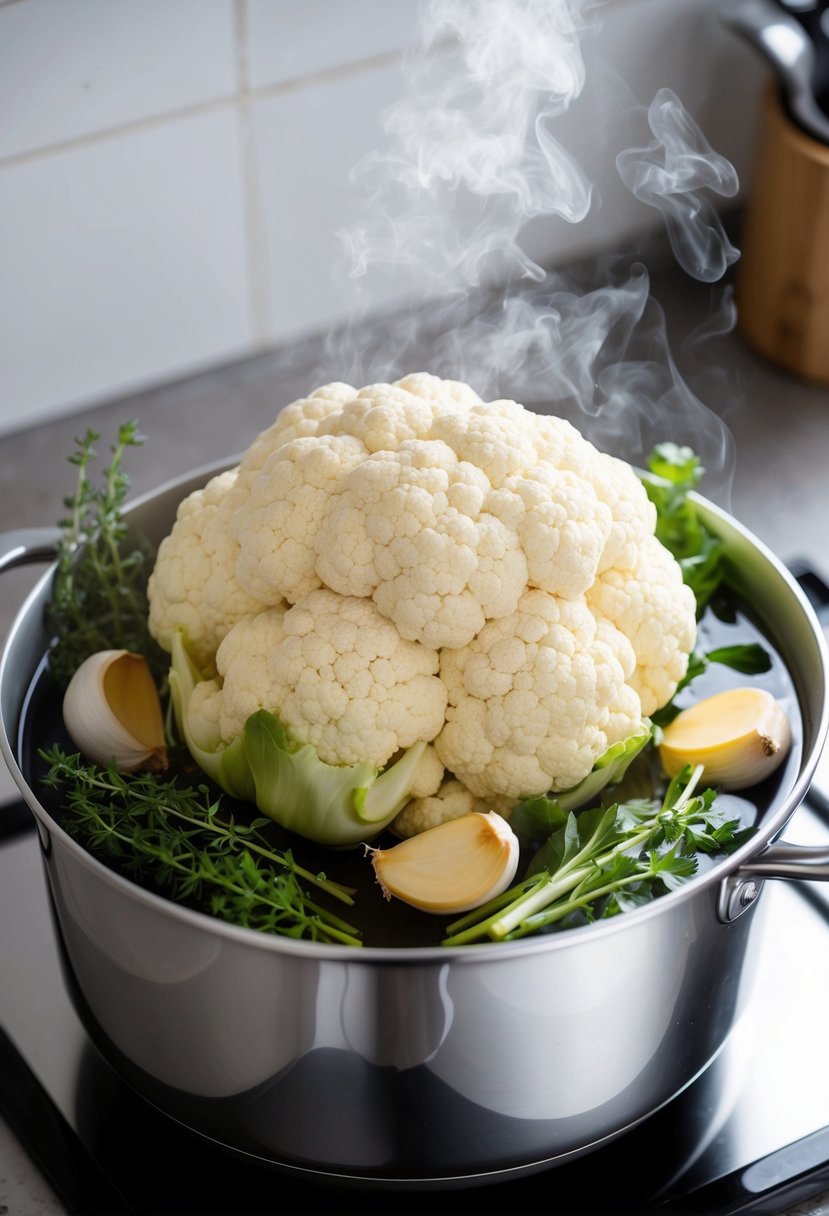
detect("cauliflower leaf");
top-left (169, 630), bottom-right (427, 846)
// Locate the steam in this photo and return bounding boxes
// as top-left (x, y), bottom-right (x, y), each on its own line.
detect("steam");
top-left (616, 87), bottom-right (740, 282)
top-left (319, 0), bottom-right (740, 503)
top-left (340, 0), bottom-right (595, 291)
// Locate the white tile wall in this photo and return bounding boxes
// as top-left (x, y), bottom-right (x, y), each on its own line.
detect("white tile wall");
top-left (0, 109), bottom-right (251, 429)
top-left (0, 0), bottom-right (237, 159)
top-left (0, 0), bottom-right (768, 437)
top-left (252, 58), bottom-right (416, 342)
top-left (246, 0), bottom-right (420, 89)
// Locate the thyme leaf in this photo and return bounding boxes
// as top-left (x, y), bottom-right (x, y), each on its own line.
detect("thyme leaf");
top-left (40, 747), bottom-right (362, 947)
top-left (45, 421), bottom-right (164, 686)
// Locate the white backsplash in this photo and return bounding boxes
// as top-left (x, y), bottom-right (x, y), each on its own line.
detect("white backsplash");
top-left (245, 0), bottom-right (419, 89)
top-left (0, 0), bottom-right (767, 436)
top-left (0, 0), bottom-right (237, 159)
top-left (0, 108), bottom-right (251, 423)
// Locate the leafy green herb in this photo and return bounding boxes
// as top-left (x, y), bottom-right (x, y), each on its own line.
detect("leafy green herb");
top-left (40, 747), bottom-right (362, 946)
top-left (443, 766), bottom-right (753, 945)
top-left (642, 443), bottom-right (772, 713)
top-left (704, 643), bottom-right (772, 675)
top-left (45, 422), bottom-right (162, 686)
top-left (509, 722), bottom-right (653, 845)
top-left (642, 442), bottom-right (725, 614)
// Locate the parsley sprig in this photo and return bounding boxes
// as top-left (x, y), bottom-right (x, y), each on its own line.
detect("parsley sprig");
top-left (41, 747), bottom-right (362, 946)
top-left (443, 766), bottom-right (753, 945)
top-left (642, 441), bottom-right (724, 615)
top-left (642, 441), bottom-right (772, 720)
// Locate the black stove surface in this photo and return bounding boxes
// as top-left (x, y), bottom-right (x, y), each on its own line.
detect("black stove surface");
top-left (3, 795), bottom-right (829, 1216)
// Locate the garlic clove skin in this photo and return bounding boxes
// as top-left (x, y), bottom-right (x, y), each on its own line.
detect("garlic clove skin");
top-left (659, 686), bottom-right (792, 791)
top-left (63, 649), bottom-right (168, 772)
top-left (369, 811), bottom-right (520, 915)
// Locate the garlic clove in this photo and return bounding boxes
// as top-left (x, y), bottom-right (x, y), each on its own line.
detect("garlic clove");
top-left (63, 649), bottom-right (168, 772)
top-left (369, 811), bottom-right (520, 915)
top-left (659, 686), bottom-right (792, 791)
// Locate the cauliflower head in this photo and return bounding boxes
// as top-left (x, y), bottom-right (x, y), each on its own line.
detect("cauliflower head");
top-left (149, 372), bottom-right (697, 840)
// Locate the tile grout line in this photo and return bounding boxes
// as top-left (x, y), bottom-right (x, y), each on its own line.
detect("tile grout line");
top-left (0, 48), bottom-right (414, 175)
top-left (234, 0), bottom-right (270, 348)
top-left (0, 94), bottom-right (239, 171)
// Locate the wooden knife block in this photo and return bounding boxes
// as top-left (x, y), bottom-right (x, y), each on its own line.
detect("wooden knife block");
top-left (738, 87), bottom-right (829, 386)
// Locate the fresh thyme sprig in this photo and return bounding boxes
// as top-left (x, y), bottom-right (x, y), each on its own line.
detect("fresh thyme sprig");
top-left (45, 422), bottom-right (163, 685)
top-left (443, 766), bottom-right (754, 945)
top-left (40, 747), bottom-right (362, 947)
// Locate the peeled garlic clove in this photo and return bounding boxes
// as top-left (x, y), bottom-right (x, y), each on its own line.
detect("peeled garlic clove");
top-left (369, 811), bottom-right (520, 915)
top-left (63, 650), bottom-right (168, 772)
top-left (659, 686), bottom-right (792, 791)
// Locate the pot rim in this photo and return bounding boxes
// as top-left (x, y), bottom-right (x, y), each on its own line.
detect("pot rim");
top-left (2, 459), bottom-right (827, 963)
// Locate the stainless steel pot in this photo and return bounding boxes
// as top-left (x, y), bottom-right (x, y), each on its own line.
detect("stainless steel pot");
top-left (2, 463), bottom-right (829, 1188)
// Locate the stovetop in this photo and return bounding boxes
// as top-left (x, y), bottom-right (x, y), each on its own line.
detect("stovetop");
top-left (3, 783), bottom-right (829, 1216)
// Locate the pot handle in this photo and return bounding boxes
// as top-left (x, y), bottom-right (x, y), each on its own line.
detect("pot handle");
top-left (0, 528), bottom-right (62, 573)
top-left (738, 840), bottom-right (829, 881)
top-left (718, 786), bottom-right (829, 922)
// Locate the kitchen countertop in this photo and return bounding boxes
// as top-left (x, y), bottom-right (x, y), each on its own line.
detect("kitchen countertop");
top-left (1, 253), bottom-right (829, 1215)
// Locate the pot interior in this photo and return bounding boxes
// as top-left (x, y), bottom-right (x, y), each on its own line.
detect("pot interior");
top-left (1, 466), bottom-right (826, 949)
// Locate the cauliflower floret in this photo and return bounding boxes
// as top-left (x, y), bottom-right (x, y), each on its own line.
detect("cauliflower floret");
top-left (393, 778), bottom-right (491, 839)
top-left (435, 588), bottom-right (641, 800)
top-left (589, 452), bottom-right (658, 573)
top-left (318, 382), bottom-right (439, 452)
top-left (236, 382), bottom-right (357, 481)
top-left (315, 440), bottom-right (529, 649)
top-left (530, 418), bottom-right (656, 573)
top-left (587, 533), bottom-right (696, 716)
top-left (211, 608), bottom-right (288, 738)
top-left (232, 434), bottom-right (366, 604)
top-left (532, 411), bottom-right (604, 471)
top-left (214, 589), bottom-right (447, 768)
top-left (147, 470), bottom-right (271, 673)
top-left (317, 375), bottom-right (474, 452)
top-left (187, 677), bottom-right (224, 749)
top-left (486, 466), bottom-right (613, 599)
top-left (431, 398), bottom-right (545, 487)
top-left (408, 743), bottom-right (445, 798)
top-left (394, 372), bottom-right (483, 409)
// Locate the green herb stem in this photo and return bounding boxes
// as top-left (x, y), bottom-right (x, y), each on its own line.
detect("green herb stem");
top-left (46, 422), bottom-right (163, 686)
top-left (41, 747), bottom-right (361, 945)
top-left (446, 817), bottom-right (666, 945)
top-left (151, 804), bottom-right (356, 906)
top-left (44, 753), bottom-right (354, 906)
top-left (503, 874), bottom-right (646, 941)
top-left (443, 765), bottom-right (744, 946)
top-left (443, 873), bottom-right (542, 937)
top-left (73, 807), bottom-right (359, 943)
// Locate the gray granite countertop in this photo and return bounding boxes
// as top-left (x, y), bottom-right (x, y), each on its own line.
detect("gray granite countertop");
top-left (1, 257), bottom-right (829, 1214)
